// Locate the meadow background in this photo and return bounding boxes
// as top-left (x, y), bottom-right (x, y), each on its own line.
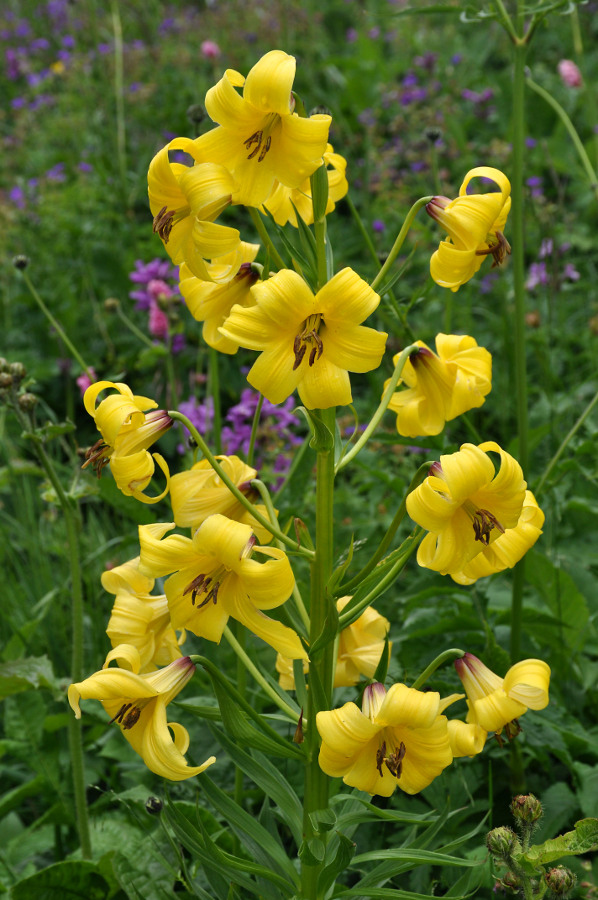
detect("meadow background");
top-left (2, 0), bottom-right (598, 896)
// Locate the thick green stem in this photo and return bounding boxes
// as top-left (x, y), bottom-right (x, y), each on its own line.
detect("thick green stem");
top-left (247, 394), bottom-right (264, 467)
top-left (249, 207), bottom-right (287, 271)
top-left (336, 343), bottom-right (418, 472)
top-left (31, 439), bottom-right (91, 858)
top-left (302, 407), bottom-right (336, 899)
top-left (208, 347), bottom-right (222, 454)
top-left (169, 410), bottom-right (312, 556)
top-left (370, 197), bottom-right (432, 293)
top-left (410, 649), bottom-right (465, 691)
top-left (510, 27), bottom-right (529, 666)
top-left (21, 273), bottom-right (92, 378)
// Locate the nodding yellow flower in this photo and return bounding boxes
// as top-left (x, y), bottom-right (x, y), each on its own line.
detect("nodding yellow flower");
top-left (82, 381), bottom-right (171, 504)
top-left (193, 49), bottom-right (331, 208)
top-left (179, 246), bottom-right (261, 354)
top-left (317, 682), bottom-right (455, 797)
top-left (277, 598), bottom-right (390, 689)
top-left (148, 136), bottom-right (240, 279)
top-left (406, 442), bottom-right (527, 576)
top-left (455, 653), bottom-right (550, 738)
top-left (219, 268), bottom-right (387, 410)
top-left (447, 719), bottom-right (488, 757)
top-left (426, 167), bottom-right (511, 292)
top-left (69, 656), bottom-right (215, 781)
top-left (102, 557), bottom-right (184, 673)
top-left (138, 514), bottom-right (306, 659)
top-left (451, 491), bottom-right (544, 585)
top-left (169, 455), bottom-right (273, 543)
top-left (385, 334), bottom-right (492, 438)
top-left (262, 144), bottom-right (349, 227)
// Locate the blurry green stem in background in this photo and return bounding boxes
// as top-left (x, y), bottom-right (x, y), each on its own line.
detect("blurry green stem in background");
top-left (534, 385), bottom-right (598, 497)
top-left (249, 207), bottom-right (286, 270)
top-left (370, 196), bottom-right (433, 293)
top-left (19, 271), bottom-right (93, 380)
top-left (109, 0), bottom-right (127, 198)
top-left (208, 348), bottom-right (222, 454)
top-left (526, 75), bottom-right (598, 202)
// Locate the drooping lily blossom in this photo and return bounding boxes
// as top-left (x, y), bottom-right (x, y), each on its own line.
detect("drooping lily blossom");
top-left (69, 656), bottom-right (215, 781)
top-left (455, 653), bottom-right (550, 738)
top-left (169, 455), bottom-right (273, 543)
top-left (103, 556), bottom-right (183, 672)
top-left (148, 136), bottom-right (240, 279)
top-left (262, 143), bottom-right (348, 227)
top-left (406, 442), bottom-right (527, 576)
top-left (385, 333), bottom-right (492, 437)
top-left (82, 381), bottom-right (171, 504)
top-left (193, 49), bottom-right (331, 207)
top-left (219, 268), bottom-right (387, 409)
top-left (426, 166), bottom-right (511, 292)
top-left (179, 244), bottom-right (261, 354)
top-left (317, 682), bottom-right (455, 797)
top-left (277, 598), bottom-right (390, 689)
top-left (138, 513), bottom-right (305, 659)
top-left (451, 491), bottom-right (544, 585)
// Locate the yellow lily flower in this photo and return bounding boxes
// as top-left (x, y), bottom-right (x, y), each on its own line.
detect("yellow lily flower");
top-left (277, 598), bottom-right (390, 689)
top-left (138, 513), bottom-right (306, 659)
top-left (219, 268), bottom-right (387, 409)
top-left (69, 656), bottom-right (215, 781)
top-left (317, 682), bottom-right (454, 797)
top-left (194, 49), bottom-right (331, 208)
top-left (262, 143), bottom-right (348, 227)
top-left (179, 245), bottom-right (261, 354)
top-left (427, 167), bottom-right (511, 292)
top-left (82, 381), bottom-right (171, 504)
top-left (169, 455), bottom-right (273, 543)
top-left (455, 653), bottom-right (550, 737)
top-left (103, 557), bottom-right (183, 672)
top-left (148, 136), bottom-right (240, 279)
top-left (202, 242), bottom-right (260, 285)
top-left (385, 334), bottom-right (492, 437)
top-left (447, 719), bottom-right (487, 757)
top-left (451, 491), bottom-right (544, 585)
top-left (406, 441), bottom-right (527, 576)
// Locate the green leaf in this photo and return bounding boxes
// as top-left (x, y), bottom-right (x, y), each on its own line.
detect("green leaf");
top-left (525, 550), bottom-right (590, 653)
top-left (335, 888), bottom-right (471, 899)
top-left (0, 655), bottom-right (58, 699)
top-left (309, 807), bottom-right (337, 833)
top-left (332, 794), bottom-right (437, 829)
top-left (318, 831), bottom-right (356, 896)
top-left (327, 536), bottom-right (355, 596)
top-left (373, 635), bottom-right (391, 683)
top-left (295, 406), bottom-right (334, 451)
top-left (573, 763), bottom-right (598, 819)
top-left (11, 861), bottom-right (111, 900)
top-left (309, 599), bottom-right (339, 658)
top-left (292, 202), bottom-right (318, 268)
top-left (22, 420), bottom-right (75, 443)
top-left (518, 818), bottom-right (598, 874)
top-left (310, 164), bottom-right (329, 223)
top-left (299, 837), bottom-right (326, 865)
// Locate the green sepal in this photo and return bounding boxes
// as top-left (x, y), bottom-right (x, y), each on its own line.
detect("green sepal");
top-left (310, 163), bottom-right (329, 224)
top-left (196, 656), bottom-right (302, 760)
top-left (295, 406), bottom-right (334, 451)
top-left (516, 817), bottom-right (598, 875)
top-left (318, 832), bottom-right (357, 897)
top-left (291, 91), bottom-right (308, 117)
top-left (299, 837), bottom-right (326, 865)
top-left (372, 635), bottom-right (391, 683)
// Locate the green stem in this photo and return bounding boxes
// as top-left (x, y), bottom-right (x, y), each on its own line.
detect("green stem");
top-left (492, 0), bottom-right (519, 43)
top-left (534, 385), bottom-right (598, 496)
top-left (247, 394), bottom-right (264, 467)
top-left (233, 620), bottom-right (247, 823)
top-left (109, 0), bottom-right (127, 196)
top-left (169, 410), bottom-right (312, 557)
top-left (345, 193), bottom-right (380, 269)
top-left (21, 272), bottom-right (92, 378)
top-left (29, 438), bottom-right (91, 858)
top-left (370, 197), bottom-right (432, 293)
top-left (410, 649), bottom-right (465, 691)
top-left (336, 343), bottom-right (418, 472)
top-left (114, 304), bottom-right (156, 349)
top-left (302, 407), bottom-right (336, 899)
top-left (165, 339), bottom-right (179, 411)
top-left (222, 626), bottom-right (299, 722)
top-left (510, 23), bottom-right (529, 666)
top-left (340, 461), bottom-right (432, 595)
top-left (313, 216), bottom-right (328, 290)
top-left (526, 76), bottom-right (598, 200)
top-left (249, 207), bottom-right (287, 271)
top-left (208, 347), bottom-right (222, 454)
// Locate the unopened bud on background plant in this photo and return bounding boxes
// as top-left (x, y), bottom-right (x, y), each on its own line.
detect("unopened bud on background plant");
top-left (510, 793), bottom-right (543, 825)
top-left (9, 361), bottom-right (26, 382)
top-left (545, 866), bottom-right (577, 897)
top-left (557, 59), bottom-right (582, 88)
top-left (486, 826), bottom-right (521, 860)
top-left (145, 796), bottom-right (163, 815)
top-left (104, 297), bottom-right (120, 312)
top-left (18, 392), bottom-right (38, 412)
top-left (12, 254), bottom-right (29, 270)
top-left (0, 373), bottom-right (13, 389)
top-left (425, 126), bottom-right (442, 143)
top-left (186, 103), bottom-right (205, 125)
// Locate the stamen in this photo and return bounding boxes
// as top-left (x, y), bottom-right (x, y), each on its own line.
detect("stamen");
top-left (109, 702), bottom-right (132, 725)
top-left (245, 131), bottom-right (263, 159)
top-left (375, 739), bottom-right (406, 779)
top-left (476, 231), bottom-right (512, 268)
top-left (82, 438), bottom-right (111, 478)
top-left (152, 206), bottom-right (176, 243)
top-left (472, 508), bottom-right (505, 545)
top-left (293, 315), bottom-right (323, 370)
top-left (376, 741), bottom-right (387, 777)
top-left (258, 135), bottom-right (272, 162)
top-left (183, 571), bottom-right (222, 610)
top-left (122, 706), bottom-right (142, 730)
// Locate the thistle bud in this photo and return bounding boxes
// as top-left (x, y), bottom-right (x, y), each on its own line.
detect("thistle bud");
top-left (12, 255), bottom-right (29, 270)
top-left (544, 867), bottom-right (576, 897)
top-left (425, 126), bottom-right (443, 144)
top-left (486, 826), bottom-right (521, 859)
top-left (18, 392), bottom-right (38, 412)
top-left (510, 794), bottom-right (542, 824)
top-left (145, 796), bottom-right (163, 815)
top-left (186, 103), bottom-right (205, 125)
top-left (0, 373), bottom-right (13, 388)
top-left (10, 361), bottom-right (26, 381)
top-left (104, 297), bottom-right (120, 312)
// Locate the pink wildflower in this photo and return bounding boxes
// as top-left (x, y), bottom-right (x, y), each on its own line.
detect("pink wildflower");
top-left (557, 59), bottom-right (582, 88)
top-left (200, 40), bottom-right (221, 60)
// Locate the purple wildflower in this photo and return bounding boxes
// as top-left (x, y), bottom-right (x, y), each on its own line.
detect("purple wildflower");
top-left (346, 28), bottom-right (358, 42)
top-left (526, 262), bottom-right (549, 290)
top-left (563, 263), bottom-right (580, 282)
top-left (372, 219), bottom-right (386, 233)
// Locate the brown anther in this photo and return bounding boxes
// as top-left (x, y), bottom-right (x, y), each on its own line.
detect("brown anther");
top-left (475, 231), bottom-right (511, 268)
top-left (184, 573), bottom-right (207, 605)
top-left (293, 340), bottom-right (307, 370)
top-left (385, 742), bottom-right (406, 779)
top-left (245, 131), bottom-right (263, 159)
top-left (109, 702), bottom-right (132, 725)
top-left (82, 438), bottom-right (110, 478)
top-left (376, 741), bottom-right (387, 777)
top-left (152, 206), bottom-right (176, 243)
top-left (472, 508), bottom-right (505, 545)
top-left (258, 135), bottom-right (272, 162)
top-left (122, 706), bottom-right (142, 730)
